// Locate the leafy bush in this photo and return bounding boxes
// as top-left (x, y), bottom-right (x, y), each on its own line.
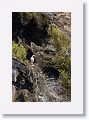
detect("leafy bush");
top-left (52, 54), bottom-right (71, 72)
top-left (12, 42), bottom-right (28, 64)
top-left (52, 55), bottom-right (71, 91)
top-left (48, 24), bottom-right (71, 91)
top-left (60, 69), bottom-right (71, 93)
top-left (49, 24), bottom-right (61, 51)
top-left (49, 24), bottom-right (70, 53)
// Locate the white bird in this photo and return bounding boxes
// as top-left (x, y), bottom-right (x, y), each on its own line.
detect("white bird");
top-left (31, 55), bottom-right (35, 66)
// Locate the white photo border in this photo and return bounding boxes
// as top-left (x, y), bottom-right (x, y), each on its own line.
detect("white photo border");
top-left (0, 0), bottom-right (83, 114)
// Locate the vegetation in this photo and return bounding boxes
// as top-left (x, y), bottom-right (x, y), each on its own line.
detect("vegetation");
top-left (12, 42), bottom-right (29, 65)
top-left (12, 12), bottom-right (71, 101)
top-left (48, 24), bottom-right (71, 91)
top-left (49, 24), bottom-right (70, 53)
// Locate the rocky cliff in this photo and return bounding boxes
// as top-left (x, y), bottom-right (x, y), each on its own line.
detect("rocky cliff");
top-left (12, 12), bottom-right (71, 102)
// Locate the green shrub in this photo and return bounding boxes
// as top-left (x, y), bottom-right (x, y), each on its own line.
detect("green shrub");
top-left (12, 42), bottom-right (28, 64)
top-left (49, 24), bottom-right (71, 53)
top-left (50, 24), bottom-right (61, 51)
top-left (52, 54), bottom-right (71, 73)
top-left (48, 24), bottom-right (71, 91)
top-left (60, 69), bottom-right (71, 92)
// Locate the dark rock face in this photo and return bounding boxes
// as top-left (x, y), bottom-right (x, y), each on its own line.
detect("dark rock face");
top-left (12, 58), bottom-right (29, 74)
top-left (12, 12), bottom-right (49, 46)
top-left (12, 12), bottom-right (71, 40)
top-left (16, 93), bottom-right (25, 102)
top-left (42, 67), bottom-right (59, 78)
top-left (12, 58), bottom-right (34, 101)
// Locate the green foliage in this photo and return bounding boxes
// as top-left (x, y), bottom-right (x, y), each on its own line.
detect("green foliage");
top-left (60, 69), bottom-right (71, 92)
top-left (52, 54), bottom-right (71, 73)
top-left (52, 54), bottom-right (71, 90)
top-left (12, 42), bottom-right (29, 64)
top-left (24, 95), bottom-right (30, 102)
top-left (50, 24), bottom-right (61, 51)
top-left (49, 24), bottom-right (71, 53)
top-left (48, 24), bottom-right (71, 91)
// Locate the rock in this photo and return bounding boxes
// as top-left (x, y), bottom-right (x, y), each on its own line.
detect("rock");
top-left (46, 44), bottom-right (56, 52)
top-left (12, 85), bottom-right (16, 101)
top-left (31, 42), bottom-right (43, 53)
top-left (12, 12), bottom-right (71, 102)
top-left (52, 12), bottom-right (71, 36)
top-left (64, 26), bottom-right (71, 33)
